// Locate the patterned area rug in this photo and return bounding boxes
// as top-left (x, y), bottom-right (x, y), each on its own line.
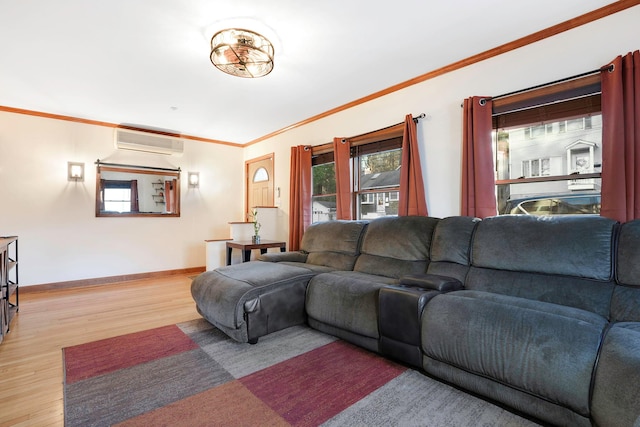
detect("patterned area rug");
top-left (63, 319), bottom-right (540, 426)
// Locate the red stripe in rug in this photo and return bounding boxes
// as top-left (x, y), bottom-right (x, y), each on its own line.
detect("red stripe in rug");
top-left (240, 340), bottom-right (406, 427)
top-left (64, 324), bottom-right (199, 384)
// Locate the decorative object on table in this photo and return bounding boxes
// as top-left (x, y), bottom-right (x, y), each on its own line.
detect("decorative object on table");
top-left (249, 208), bottom-right (261, 243)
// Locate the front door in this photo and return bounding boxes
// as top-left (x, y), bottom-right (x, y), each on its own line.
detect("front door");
top-left (246, 154), bottom-right (274, 214)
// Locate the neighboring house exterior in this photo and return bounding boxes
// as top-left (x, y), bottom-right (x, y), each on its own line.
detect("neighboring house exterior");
top-left (312, 200), bottom-right (336, 223)
top-left (359, 169), bottom-right (400, 219)
top-left (499, 114), bottom-right (603, 203)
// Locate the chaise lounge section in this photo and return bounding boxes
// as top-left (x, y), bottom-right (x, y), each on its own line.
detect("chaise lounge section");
top-left (191, 220), bottom-right (368, 343)
top-left (191, 214), bottom-right (640, 425)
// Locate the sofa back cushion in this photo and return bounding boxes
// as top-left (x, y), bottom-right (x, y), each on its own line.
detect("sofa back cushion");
top-left (353, 216), bottom-right (439, 278)
top-left (466, 215), bottom-right (617, 317)
top-left (302, 220), bottom-right (368, 270)
top-left (612, 219), bottom-right (640, 321)
top-left (427, 216), bottom-right (479, 282)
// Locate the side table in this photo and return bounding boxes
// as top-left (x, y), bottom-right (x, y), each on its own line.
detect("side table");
top-left (226, 240), bottom-right (286, 265)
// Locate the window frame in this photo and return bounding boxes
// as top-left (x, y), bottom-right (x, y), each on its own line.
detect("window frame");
top-left (310, 123), bottom-right (405, 221)
top-left (493, 74), bottom-right (603, 214)
top-left (352, 141), bottom-right (402, 219)
top-left (311, 151), bottom-right (337, 223)
top-left (493, 74), bottom-right (602, 186)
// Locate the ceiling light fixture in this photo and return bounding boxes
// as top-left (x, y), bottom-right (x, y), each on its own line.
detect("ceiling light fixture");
top-left (210, 28), bottom-right (274, 78)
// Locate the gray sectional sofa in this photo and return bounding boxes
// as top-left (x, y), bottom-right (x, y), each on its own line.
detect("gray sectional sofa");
top-left (191, 214), bottom-right (640, 426)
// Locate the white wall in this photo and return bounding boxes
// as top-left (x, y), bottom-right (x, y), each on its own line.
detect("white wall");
top-left (0, 112), bottom-right (244, 286)
top-left (244, 6), bottom-right (640, 231)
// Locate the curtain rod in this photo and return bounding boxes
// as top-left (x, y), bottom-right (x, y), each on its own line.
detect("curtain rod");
top-left (489, 65), bottom-right (612, 102)
top-left (312, 113), bottom-right (427, 152)
top-left (95, 160), bottom-right (181, 172)
top-left (412, 113), bottom-right (426, 123)
top-left (345, 113), bottom-right (427, 141)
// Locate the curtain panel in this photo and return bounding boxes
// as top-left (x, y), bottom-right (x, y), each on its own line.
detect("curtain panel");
top-left (333, 137), bottom-right (353, 220)
top-left (461, 96), bottom-right (497, 218)
top-left (99, 179), bottom-right (105, 211)
top-left (398, 114), bottom-right (428, 216)
top-left (600, 50), bottom-right (640, 222)
top-left (288, 145), bottom-right (312, 251)
top-left (131, 180), bottom-right (139, 212)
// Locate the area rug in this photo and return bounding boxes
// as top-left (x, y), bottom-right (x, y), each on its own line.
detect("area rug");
top-left (63, 319), bottom-right (540, 427)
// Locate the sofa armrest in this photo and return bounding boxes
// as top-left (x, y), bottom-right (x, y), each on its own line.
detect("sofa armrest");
top-left (258, 251), bottom-right (309, 263)
top-left (399, 273), bottom-right (463, 293)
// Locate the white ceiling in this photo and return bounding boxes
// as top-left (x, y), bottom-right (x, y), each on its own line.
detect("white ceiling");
top-left (0, 0), bottom-right (617, 145)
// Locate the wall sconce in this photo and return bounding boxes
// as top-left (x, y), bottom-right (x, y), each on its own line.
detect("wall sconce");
top-left (67, 161), bottom-right (85, 182)
top-left (188, 172), bottom-right (200, 188)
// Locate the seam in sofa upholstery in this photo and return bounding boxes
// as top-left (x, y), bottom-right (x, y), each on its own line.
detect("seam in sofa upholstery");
top-left (603, 222), bottom-right (622, 322)
top-left (588, 321), bottom-right (614, 419)
top-left (462, 218), bottom-right (481, 287)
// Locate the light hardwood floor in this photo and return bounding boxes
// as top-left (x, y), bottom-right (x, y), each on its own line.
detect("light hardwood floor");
top-left (0, 275), bottom-right (200, 427)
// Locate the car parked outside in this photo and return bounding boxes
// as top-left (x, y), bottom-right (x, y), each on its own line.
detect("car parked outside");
top-left (502, 194), bottom-right (601, 215)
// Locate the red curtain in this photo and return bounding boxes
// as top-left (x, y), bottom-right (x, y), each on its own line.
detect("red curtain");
top-left (333, 137), bottom-right (353, 220)
top-left (288, 145), bottom-right (312, 251)
top-left (600, 51), bottom-right (640, 222)
top-left (130, 180), bottom-right (139, 212)
top-left (398, 114), bottom-right (428, 216)
top-left (99, 179), bottom-right (105, 211)
top-left (461, 96), bottom-right (497, 218)
top-left (164, 180), bottom-right (176, 213)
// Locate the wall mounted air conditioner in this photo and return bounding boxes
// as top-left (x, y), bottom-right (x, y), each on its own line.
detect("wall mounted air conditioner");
top-left (114, 128), bottom-right (184, 156)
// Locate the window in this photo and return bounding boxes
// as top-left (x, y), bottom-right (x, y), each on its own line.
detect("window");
top-left (355, 145), bottom-right (401, 219)
top-left (102, 180), bottom-right (133, 213)
top-left (493, 74), bottom-right (602, 215)
top-left (521, 158), bottom-right (551, 178)
top-left (253, 167), bottom-right (269, 182)
top-left (310, 125), bottom-right (404, 222)
top-left (312, 152), bottom-right (337, 223)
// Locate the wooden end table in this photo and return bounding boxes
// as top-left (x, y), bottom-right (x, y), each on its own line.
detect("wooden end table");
top-left (226, 240), bottom-right (286, 265)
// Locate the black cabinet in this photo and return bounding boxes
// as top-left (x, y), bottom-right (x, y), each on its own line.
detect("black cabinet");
top-left (0, 237), bottom-right (18, 344)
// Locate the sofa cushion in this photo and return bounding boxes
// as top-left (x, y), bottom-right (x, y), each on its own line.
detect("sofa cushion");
top-left (427, 215), bottom-right (479, 282)
top-left (430, 216), bottom-right (479, 265)
top-left (471, 215), bottom-right (616, 280)
top-left (422, 290), bottom-right (608, 417)
top-left (611, 219), bottom-right (640, 322)
top-left (354, 216), bottom-right (439, 278)
top-left (591, 322), bottom-right (640, 427)
top-left (301, 220), bottom-right (368, 270)
top-left (616, 219), bottom-right (640, 286)
top-left (465, 267), bottom-right (614, 318)
top-left (305, 271), bottom-right (397, 339)
top-left (466, 215), bottom-right (617, 317)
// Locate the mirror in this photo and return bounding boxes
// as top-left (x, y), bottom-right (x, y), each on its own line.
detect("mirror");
top-left (95, 162), bottom-right (180, 217)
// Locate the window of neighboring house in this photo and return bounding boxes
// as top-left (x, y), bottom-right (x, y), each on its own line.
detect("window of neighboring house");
top-left (493, 73), bottom-right (603, 215)
top-left (521, 158), bottom-right (552, 178)
top-left (311, 151), bottom-right (337, 223)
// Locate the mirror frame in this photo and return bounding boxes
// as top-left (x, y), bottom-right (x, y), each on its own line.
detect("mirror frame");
top-left (95, 162), bottom-right (181, 217)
